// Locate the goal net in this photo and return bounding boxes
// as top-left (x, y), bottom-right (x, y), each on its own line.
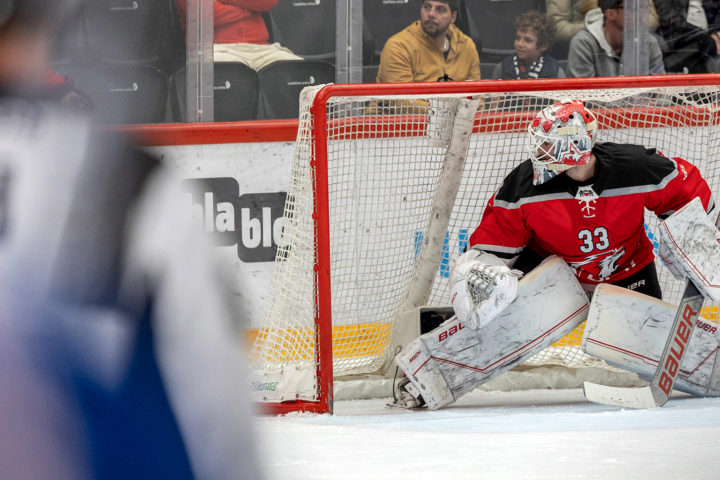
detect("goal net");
top-left (250, 76), bottom-right (720, 414)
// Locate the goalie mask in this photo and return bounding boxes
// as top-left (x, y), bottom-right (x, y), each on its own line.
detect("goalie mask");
top-left (528, 100), bottom-right (598, 185)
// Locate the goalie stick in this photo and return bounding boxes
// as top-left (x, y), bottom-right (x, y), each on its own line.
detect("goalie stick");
top-left (583, 280), bottom-right (705, 408)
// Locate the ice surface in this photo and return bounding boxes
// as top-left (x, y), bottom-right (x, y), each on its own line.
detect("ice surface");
top-left (255, 388), bottom-right (720, 479)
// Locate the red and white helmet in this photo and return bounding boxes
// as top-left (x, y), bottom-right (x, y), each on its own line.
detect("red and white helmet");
top-left (527, 100), bottom-right (598, 185)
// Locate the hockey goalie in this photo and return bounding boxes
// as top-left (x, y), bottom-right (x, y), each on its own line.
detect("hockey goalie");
top-left (393, 99), bottom-right (720, 410)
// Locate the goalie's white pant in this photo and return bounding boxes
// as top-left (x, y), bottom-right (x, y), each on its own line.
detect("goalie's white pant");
top-left (395, 256), bottom-right (590, 410)
top-left (583, 284), bottom-right (720, 397)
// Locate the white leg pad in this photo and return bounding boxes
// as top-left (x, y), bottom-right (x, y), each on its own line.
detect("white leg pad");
top-left (395, 336), bottom-right (455, 409)
top-left (395, 255), bottom-right (590, 409)
top-left (583, 283), bottom-right (720, 396)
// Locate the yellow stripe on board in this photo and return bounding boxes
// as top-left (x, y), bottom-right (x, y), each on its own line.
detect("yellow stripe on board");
top-left (702, 305), bottom-right (719, 323)
top-left (550, 321), bottom-right (586, 348)
top-left (332, 322), bottom-right (393, 359)
top-left (246, 323), bottom-right (393, 363)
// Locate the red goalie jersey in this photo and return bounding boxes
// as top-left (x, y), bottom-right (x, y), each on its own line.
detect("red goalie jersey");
top-left (469, 142), bottom-right (714, 288)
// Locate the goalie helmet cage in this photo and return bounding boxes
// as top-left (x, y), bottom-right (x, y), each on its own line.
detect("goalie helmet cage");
top-left (250, 75), bottom-right (720, 414)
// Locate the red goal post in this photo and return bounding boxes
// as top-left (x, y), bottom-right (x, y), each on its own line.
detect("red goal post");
top-left (251, 75), bottom-right (720, 414)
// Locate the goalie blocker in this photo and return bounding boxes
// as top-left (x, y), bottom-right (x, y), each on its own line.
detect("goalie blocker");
top-left (394, 256), bottom-right (589, 410)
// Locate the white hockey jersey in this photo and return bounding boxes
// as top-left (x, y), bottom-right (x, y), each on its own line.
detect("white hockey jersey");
top-left (0, 98), bottom-right (259, 480)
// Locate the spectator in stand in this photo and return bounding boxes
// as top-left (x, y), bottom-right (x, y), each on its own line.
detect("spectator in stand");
top-left (547, 0), bottom-right (595, 50)
top-left (492, 10), bottom-right (566, 79)
top-left (174, 0), bottom-right (301, 71)
top-left (376, 0), bottom-right (480, 82)
top-left (654, 0), bottom-right (720, 72)
top-left (567, 0), bottom-right (666, 76)
top-left (547, 0), bottom-right (659, 57)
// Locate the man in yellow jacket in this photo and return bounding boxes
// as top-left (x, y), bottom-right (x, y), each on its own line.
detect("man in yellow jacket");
top-left (377, 0), bottom-right (481, 82)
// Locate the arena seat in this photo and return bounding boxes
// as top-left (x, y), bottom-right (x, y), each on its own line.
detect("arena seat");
top-left (257, 60), bottom-right (335, 119)
top-left (171, 63), bottom-right (260, 122)
top-left (267, 0), bottom-right (336, 61)
top-left (84, 0), bottom-right (171, 64)
top-left (72, 65), bottom-right (169, 125)
top-left (362, 64), bottom-right (379, 83)
top-left (480, 62), bottom-right (498, 79)
top-left (50, 3), bottom-right (87, 66)
top-left (363, 0), bottom-right (424, 61)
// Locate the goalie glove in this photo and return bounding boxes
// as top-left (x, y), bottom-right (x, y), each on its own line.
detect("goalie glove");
top-left (450, 249), bottom-right (522, 330)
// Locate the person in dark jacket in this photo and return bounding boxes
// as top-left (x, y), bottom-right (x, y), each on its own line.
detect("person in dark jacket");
top-left (654, 0), bottom-right (720, 72)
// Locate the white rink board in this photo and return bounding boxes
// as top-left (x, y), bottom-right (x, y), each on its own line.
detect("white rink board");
top-left (148, 141), bottom-right (295, 329)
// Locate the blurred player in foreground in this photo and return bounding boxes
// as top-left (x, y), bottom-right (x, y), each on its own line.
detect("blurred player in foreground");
top-left (0, 1), bottom-right (261, 478)
top-left (393, 99), bottom-right (720, 410)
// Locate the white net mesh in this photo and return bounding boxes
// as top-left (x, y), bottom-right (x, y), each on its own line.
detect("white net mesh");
top-left (251, 82), bottom-right (720, 404)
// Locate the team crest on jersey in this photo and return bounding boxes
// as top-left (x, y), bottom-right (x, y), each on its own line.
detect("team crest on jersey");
top-left (679, 163), bottom-right (688, 181)
top-left (575, 185), bottom-right (599, 218)
top-left (570, 247), bottom-right (625, 281)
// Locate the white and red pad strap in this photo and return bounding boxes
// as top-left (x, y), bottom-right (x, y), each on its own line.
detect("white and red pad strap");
top-left (583, 283), bottom-right (720, 397)
top-left (395, 255), bottom-right (589, 410)
top-left (658, 197), bottom-right (720, 302)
